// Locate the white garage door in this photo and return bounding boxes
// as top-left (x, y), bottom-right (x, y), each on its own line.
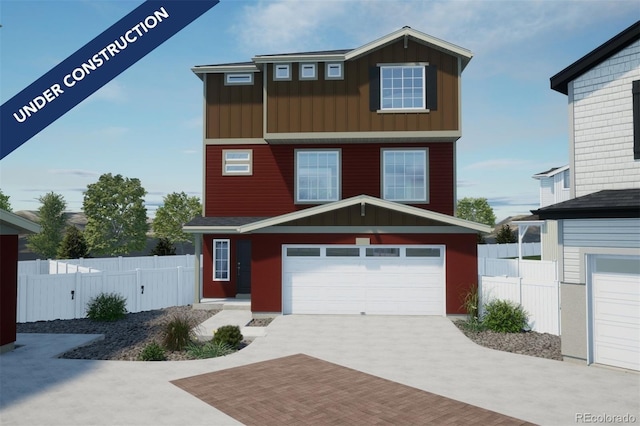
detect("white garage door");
top-left (591, 255), bottom-right (640, 371)
top-left (282, 245), bottom-right (445, 315)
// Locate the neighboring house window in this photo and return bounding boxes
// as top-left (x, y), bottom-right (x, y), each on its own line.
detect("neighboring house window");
top-left (213, 239), bottom-right (230, 281)
top-left (325, 63), bottom-right (343, 80)
top-left (273, 63), bottom-right (291, 81)
top-left (299, 63), bottom-right (317, 80)
top-left (222, 150), bottom-right (252, 176)
top-left (295, 150), bottom-right (340, 203)
top-left (633, 80), bottom-right (639, 160)
top-left (382, 149), bottom-right (428, 202)
top-left (225, 73), bottom-right (253, 85)
top-left (370, 64), bottom-right (437, 112)
top-left (563, 169), bottom-right (570, 189)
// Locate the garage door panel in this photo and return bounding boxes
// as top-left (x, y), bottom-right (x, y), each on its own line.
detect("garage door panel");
top-left (595, 300), bottom-right (640, 325)
top-left (594, 343), bottom-right (640, 372)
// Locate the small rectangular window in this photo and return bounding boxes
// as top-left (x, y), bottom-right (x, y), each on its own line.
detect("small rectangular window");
top-left (325, 63), bottom-right (343, 80)
top-left (562, 169), bottom-right (570, 189)
top-left (326, 247), bottom-right (360, 257)
top-left (287, 247), bottom-right (321, 257)
top-left (274, 63), bottom-right (291, 81)
top-left (213, 239), bottom-right (230, 281)
top-left (366, 248), bottom-right (400, 257)
top-left (300, 63), bottom-right (317, 80)
top-left (225, 73), bottom-right (253, 85)
top-left (406, 248), bottom-right (440, 257)
top-left (223, 150), bottom-right (252, 176)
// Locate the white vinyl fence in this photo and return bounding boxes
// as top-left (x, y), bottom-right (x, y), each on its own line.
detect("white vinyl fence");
top-left (478, 258), bottom-right (559, 335)
top-left (477, 242), bottom-right (541, 259)
top-left (16, 255), bottom-right (202, 323)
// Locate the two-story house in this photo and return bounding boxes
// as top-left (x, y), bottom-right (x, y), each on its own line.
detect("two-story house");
top-left (533, 21), bottom-right (640, 371)
top-left (185, 27), bottom-right (491, 317)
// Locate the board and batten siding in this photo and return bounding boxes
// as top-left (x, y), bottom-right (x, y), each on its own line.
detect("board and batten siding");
top-left (570, 39), bottom-right (640, 198)
top-left (562, 218), bottom-right (640, 283)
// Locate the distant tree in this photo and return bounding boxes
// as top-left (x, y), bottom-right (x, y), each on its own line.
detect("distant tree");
top-left (495, 224), bottom-right (517, 244)
top-left (150, 237), bottom-right (176, 256)
top-left (0, 189), bottom-right (12, 211)
top-left (26, 192), bottom-right (67, 258)
top-left (57, 226), bottom-right (90, 259)
top-left (83, 173), bottom-right (148, 256)
top-left (152, 192), bottom-right (201, 253)
top-left (455, 197), bottom-right (496, 227)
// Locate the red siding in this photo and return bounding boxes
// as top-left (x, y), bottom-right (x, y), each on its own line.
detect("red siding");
top-left (201, 233), bottom-right (477, 315)
top-left (1, 235), bottom-right (18, 348)
top-left (205, 143), bottom-right (454, 217)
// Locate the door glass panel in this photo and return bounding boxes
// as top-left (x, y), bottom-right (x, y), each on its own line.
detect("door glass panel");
top-left (406, 248), bottom-right (440, 257)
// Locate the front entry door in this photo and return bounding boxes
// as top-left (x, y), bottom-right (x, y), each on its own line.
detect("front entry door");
top-left (236, 240), bottom-right (251, 294)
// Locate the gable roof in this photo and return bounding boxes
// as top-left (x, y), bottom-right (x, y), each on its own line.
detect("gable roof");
top-left (551, 21), bottom-right (640, 95)
top-left (193, 26), bottom-right (473, 78)
top-left (184, 195), bottom-right (492, 234)
top-left (532, 189), bottom-right (640, 219)
top-left (532, 165), bottom-right (569, 179)
top-left (0, 209), bottom-right (41, 235)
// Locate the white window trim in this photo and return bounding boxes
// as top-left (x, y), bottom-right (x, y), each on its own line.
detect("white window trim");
top-left (299, 63), bottom-right (317, 80)
top-left (222, 149), bottom-right (253, 176)
top-left (213, 239), bottom-right (230, 281)
top-left (325, 62), bottom-right (343, 80)
top-left (381, 148), bottom-right (429, 203)
top-left (273, 63), bottom-right (292, 81)
top-left (295, 149), bottom-right (341, 204)
top-left (224, 73), bottom-right (254, 86)
top-left (379, 65), bottom-right (426, 111)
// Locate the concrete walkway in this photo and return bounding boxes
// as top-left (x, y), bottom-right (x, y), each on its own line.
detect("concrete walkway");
top-left (1, 315), bottom-right (639, 425)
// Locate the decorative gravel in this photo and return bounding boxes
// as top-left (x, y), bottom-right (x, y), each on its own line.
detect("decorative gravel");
top-left (454, 320), bottom-right (562, 361)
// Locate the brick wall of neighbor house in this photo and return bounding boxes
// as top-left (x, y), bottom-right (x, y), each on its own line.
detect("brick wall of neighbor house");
top-left (265, 39), bottom-right (460, 134)
top-left (571, 39), bottom-right (640, 197)
top-left (0, 235), bottom-right (18, 348)
top-left (205, 143), bottom-right (454, 217)
top-left (202, 233), bottom-right (477, 314)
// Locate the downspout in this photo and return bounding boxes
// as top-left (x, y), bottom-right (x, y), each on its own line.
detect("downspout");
top-left (194, 233), bottom-right (202, 304)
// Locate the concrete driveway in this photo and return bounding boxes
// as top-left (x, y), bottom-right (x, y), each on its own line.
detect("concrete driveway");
top-left (1, 315), bottom-right (638, 425)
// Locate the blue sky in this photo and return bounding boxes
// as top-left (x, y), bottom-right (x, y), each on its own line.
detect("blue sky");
top-left (1, 1), bottom-right (638, 221)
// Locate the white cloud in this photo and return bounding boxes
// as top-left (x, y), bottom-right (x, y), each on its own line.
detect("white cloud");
top-left (48, 169), bottom-right (100, 178)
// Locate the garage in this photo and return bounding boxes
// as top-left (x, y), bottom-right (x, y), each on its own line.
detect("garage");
top-left (590, 255), bottom-right (640, 371)
top-left (282, 245), bottom-right (445, 315)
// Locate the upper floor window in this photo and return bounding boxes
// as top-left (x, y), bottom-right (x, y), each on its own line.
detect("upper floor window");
top-left (380, 66), bottom-right (425, 110)
top-left (325, 62), bottom-right (343, 80)
top-left (222, 150), bottom-right (252, 175)
top-left (295, 150), bottom-right (340, 203)
top-left (562, 169), bottom-right (570, 189)
top-left (225, 73), bottom-right (253, 85)
top-left (274, 63), bottom-right (291, 81)
top-left (300, 63), bottom-right (317, 80)
top-left (382, 149), bottom-right (428, 202)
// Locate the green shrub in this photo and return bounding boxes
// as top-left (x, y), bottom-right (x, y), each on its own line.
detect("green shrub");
top-left (482, 299), bottom-right (528, 333)
top-left (186, 341), bottom-right (235, 359)
top-left (139, 341), bottom-right (166, 361)
top-left (212, 325), bottom-right (243, 349)
top-left (86, 292), bottom-right (127, 322)
top-left (163, 313), bottom-right (197, 351)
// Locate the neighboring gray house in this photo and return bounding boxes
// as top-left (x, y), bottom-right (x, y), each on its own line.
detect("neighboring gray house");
top-left (532, 165), bottom-right (570, 208)
top-left (533, 21), bottom-right (640, 371)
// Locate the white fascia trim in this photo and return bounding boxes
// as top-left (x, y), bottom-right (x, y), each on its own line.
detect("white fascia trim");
top-left (191, 64), bottom-right (260, 80)
top-left (205, 138), bottom-right (268, 145)
top-left (240, 195), bottom-right (492, 233)
top-left (252, 54), bottom-right (345, 64)
top-left (253, 226), bottom-right (478, 234)
top-left (345, 27), bottom-right (473, 70)
top-left (0, 210), bottom-right (41, 234)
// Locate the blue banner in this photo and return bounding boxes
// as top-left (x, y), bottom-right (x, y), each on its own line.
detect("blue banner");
top-left (0, 0), bottom-right (219, 160)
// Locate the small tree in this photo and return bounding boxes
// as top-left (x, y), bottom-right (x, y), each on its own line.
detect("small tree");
top-left (495, 224), bottom-right (517, 244)
top-left (57, 226), bottom-right (90, 259)
top-left (150, 238), bottom-right (176, 256)
top-left (0, 189), bottom-right (12, 211)
top-left (152, 192), bottom-right (201, 253)
top-left (26, 192), bottom-right (67, 258)
top-left (455, 197), bottom-right (496, 227)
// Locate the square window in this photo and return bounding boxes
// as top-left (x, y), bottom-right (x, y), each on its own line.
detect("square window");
top-left (223, 150), bottom-right (252, 176)
top-left (296, 150), bottom-right (340, 203)
top-left (274, 63), bottom-right (291, 81)
top-left (379, 65), bottom-right (425, 110)
top-left (300, 63), bottom-right (317, 80)
top-left (213, 239), bottom-right (230, 281)
top-left (381, 149), bottom-right (428, 202)
top-left (325, 62), bottom-right (343, 80)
